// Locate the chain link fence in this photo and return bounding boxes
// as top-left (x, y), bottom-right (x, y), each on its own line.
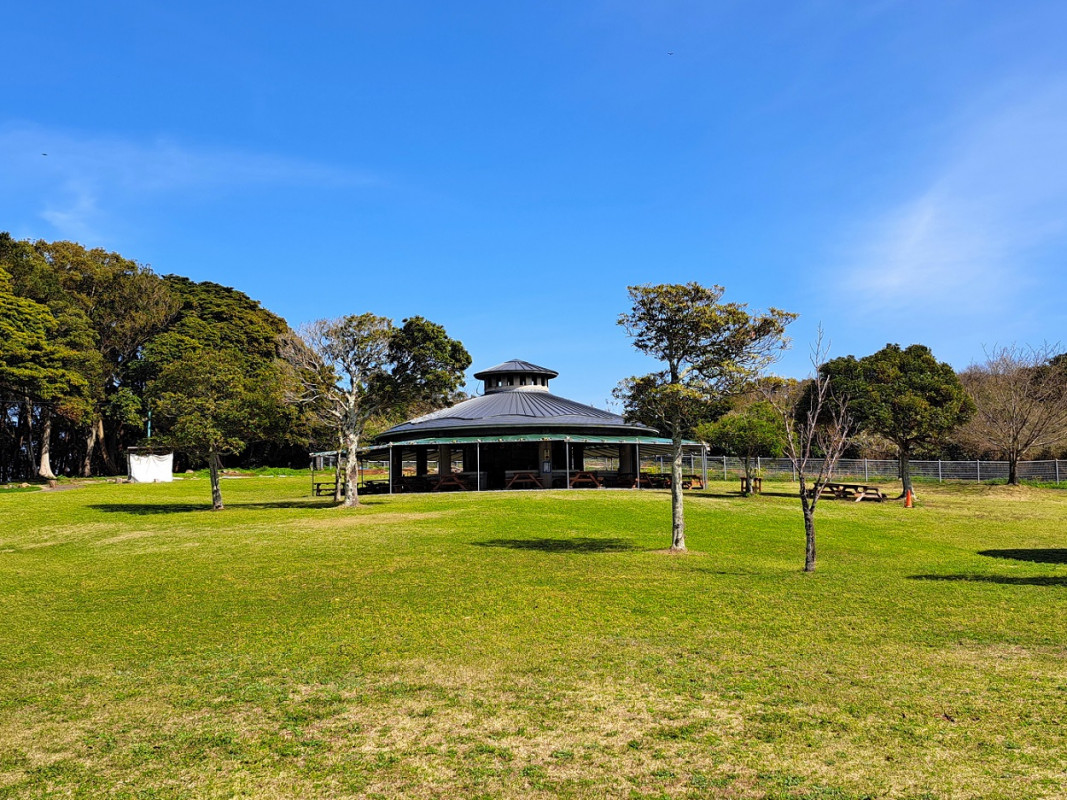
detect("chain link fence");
top-left (703, 457), bottom-right (1067, 484)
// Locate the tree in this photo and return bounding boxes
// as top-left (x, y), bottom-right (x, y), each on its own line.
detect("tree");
top-left (764, 337), bottom-right (852, 572)
top-left (616, 283), bottom-right (795, 551)
top-left (958, 345), bottom-right (1067, 485)
top-left (0, 265), bottom-right (90, 480)
top-left (32, 240), bottom-right (178, 475)
top-left (0, 235), bottom-right (98, 480)
top-left (820, 344), bottom-right (973, 498)
top-left (295, 314), bottom-right (470, 508)
top-left (150, 349), bottom-right (280, 510)
top-left (697, 400), bottom-right (786, 495)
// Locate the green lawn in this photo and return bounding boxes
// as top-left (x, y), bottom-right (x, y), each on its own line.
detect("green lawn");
top-left (1, 477), bottom-right (1065, 799)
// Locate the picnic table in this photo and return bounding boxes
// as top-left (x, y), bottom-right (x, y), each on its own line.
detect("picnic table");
top-left (312, 481), bottom-right (342, 496)
top-left (433, 473), bottom-right (471, 492)
top-left (505, 471), bottom-right (544, 490)
top-left (638, 473), bottom-right (670, 489)
top-left (806, 482), bottom-right (887, 502)
top-left (682, 473), bottom-right (705, 490)
top-left (569, 471), bottom-right (603, 488)
top-left (739, 476), bottom-right (762, 494)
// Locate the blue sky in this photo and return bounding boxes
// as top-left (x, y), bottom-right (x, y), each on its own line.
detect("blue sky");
top-left (4, 1), bottom-right (1067, 407)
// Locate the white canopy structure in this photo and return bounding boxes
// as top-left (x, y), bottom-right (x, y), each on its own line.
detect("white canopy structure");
top-left (127, 451), bottom-right (174, 483)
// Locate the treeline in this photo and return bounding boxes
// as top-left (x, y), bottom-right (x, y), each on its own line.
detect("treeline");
top-left (4, 235), bottom-right (1065, 486)
top-left (0, 234), bottom-right (322, 481)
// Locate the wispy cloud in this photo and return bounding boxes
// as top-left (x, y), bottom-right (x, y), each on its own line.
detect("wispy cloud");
top-left (838, 81), bottom-right (1067, 319)
top-left (0, 124), bottom-right (378, 242)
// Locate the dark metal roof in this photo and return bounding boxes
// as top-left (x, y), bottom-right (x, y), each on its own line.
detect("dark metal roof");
top-left (473, 359), bottom-right (559, 380)
top-left (376, 390), bottom-right (656, 441)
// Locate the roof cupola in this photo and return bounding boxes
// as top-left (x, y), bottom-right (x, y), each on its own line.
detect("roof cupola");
top-left (473, 359), bottom-right (559, 394)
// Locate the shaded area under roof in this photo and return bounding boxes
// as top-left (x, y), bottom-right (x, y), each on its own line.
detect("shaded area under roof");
top-left (358, 433), bottom-right (705, 460)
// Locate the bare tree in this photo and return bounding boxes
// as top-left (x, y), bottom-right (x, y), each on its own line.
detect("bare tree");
top-left (958, 344), bottom-right (1067, 485)
top-left (764, 335), bottom-right (852, 573)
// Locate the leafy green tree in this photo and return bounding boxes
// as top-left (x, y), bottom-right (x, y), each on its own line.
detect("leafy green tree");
top-left (0, 235), bottom-right (99, 478)
top-left (135, 276), bottom-right (313, 467)
top-left (0, 267), bottom-right (87, 405)
top-left (295, 314), bottom-right (470, 507)
top-left (616, 283), bottom-right (795, 551)
top-left (31, 240), bottom-right (178, 475)
top-left (820, 344), bottom-right (973, 498)
top-left (697, 400), bottom-right (786, 495)
top-left (150, 349), bottom-right (280, 510)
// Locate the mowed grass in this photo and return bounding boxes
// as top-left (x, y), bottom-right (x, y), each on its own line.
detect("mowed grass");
top-left (1, 477), bottom-right (1066, 799)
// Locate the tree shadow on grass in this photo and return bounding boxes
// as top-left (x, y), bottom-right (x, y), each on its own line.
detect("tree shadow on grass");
top-left (89, 499), bottom-right (368, 515)
top-left (909, 574), bottom-right (1067, 587)
top-left (474, 537), bottom-right (639, 553)
top-left (978, 549), bottom-right (1067, 564)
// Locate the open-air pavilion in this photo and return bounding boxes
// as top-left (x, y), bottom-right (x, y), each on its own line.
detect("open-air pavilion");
top-left (346, 359), bottom-right (708, 494)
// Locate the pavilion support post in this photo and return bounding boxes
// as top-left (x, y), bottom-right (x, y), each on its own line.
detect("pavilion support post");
top-left (476, 442), bottom-right (481, 491)
top-left (416, 448), bottom-right (428, 477)
top-left (702, 446), bottom-right (708, 490)
top-left (565, 440), bottom-right (571, 489)
top-left (635, 442), bottom-right (640, 489)
top-left (388, 445), bottom-right (394, 495)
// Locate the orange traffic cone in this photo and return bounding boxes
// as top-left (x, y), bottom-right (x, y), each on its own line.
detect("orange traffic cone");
top-left (904, 490), bottom-right (914, 508)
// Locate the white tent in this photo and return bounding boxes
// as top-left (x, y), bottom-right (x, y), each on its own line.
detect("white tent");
top-left (128, 452), bottom-right (174, 483)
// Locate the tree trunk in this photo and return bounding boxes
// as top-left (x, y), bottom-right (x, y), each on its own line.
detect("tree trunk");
top-left (741, 454), bottom-right (752, 496)
top-left (96, 416), bottom-right (118, 475)
top-left (898, 448), bottom-right (915, 499)
top-left (209, 451), bottom-right (224, 510)
top-left (19, 398), bottom-right (36, 480)
top-left (670, 435), bottom-right (685, 551)
top-left (802, 501), bottom-right (816, 573)
top-left (82, 418), bottom-right (98, 477)
top-left (334, 429), bottom-right (344, 503)
top-left (38, 407), bottom-right (56, 480)
top-left (343, 430), bottom-right (361, 508)
top-left (1008, 453), bottom-right (1019, 486)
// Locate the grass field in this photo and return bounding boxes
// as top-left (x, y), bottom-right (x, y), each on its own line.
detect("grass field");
top-left (1, 477), bottom-right (1065, 799)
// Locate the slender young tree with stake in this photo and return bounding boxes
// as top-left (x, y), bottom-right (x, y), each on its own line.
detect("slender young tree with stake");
top-left (616, 283), bottom-right (795, 551)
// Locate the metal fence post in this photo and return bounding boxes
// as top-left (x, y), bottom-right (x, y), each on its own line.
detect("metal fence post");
top-left (1056, 459), bottom-right (1061, 484)
top-left (976, 460), bottom-right (980, 483)
top-left (723, 455), bottom-right (727, 481)
top-left (864, 458), bottom-right (868, 481)
top-left (938, 460), bottom-right (942, 483)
